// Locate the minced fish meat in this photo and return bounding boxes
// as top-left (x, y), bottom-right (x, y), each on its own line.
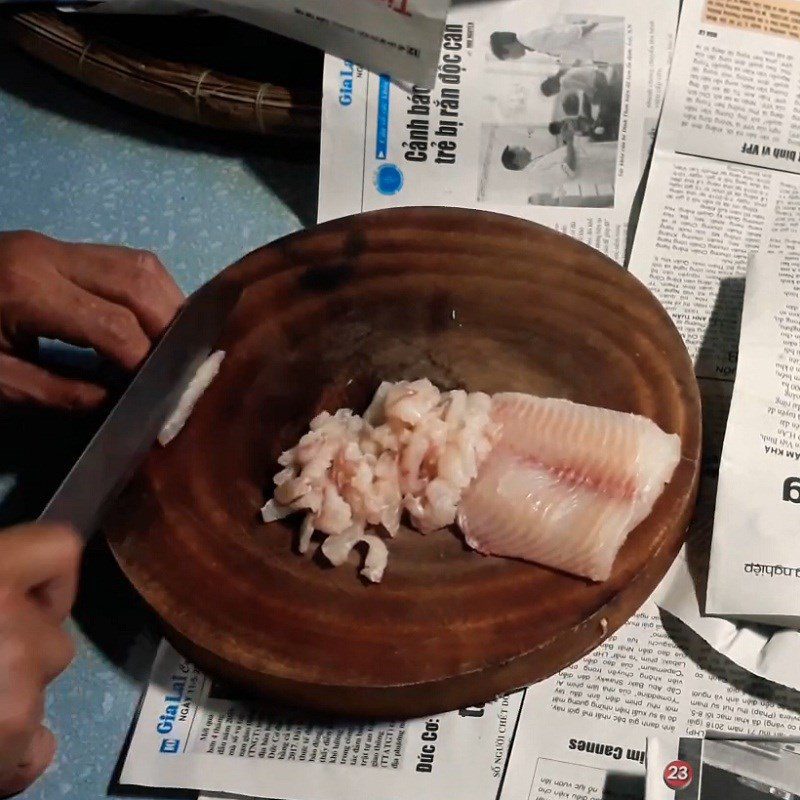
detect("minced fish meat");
top-left (260, 379), bottom-right (498, 582)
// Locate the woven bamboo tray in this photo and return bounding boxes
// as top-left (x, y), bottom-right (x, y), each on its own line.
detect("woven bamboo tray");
top-left (6, 10), bottom-right (323, 139)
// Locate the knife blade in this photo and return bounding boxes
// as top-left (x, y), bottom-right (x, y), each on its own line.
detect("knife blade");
top-left (38, 275), bottom-right (243, 540)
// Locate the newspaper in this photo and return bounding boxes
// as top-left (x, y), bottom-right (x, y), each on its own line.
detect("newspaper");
top-left (626, 0), bottom-right (800, 691)
top-left (123, 594), bottom-right (800, 800)
top-left (120, 639), bottom-right (522, 799)
top-left (498, 595), bottom-right (800, 800)
top-left (61, 0), bottom-right (451, 87)
top-left (706, 252), bottom-right (800, 625)
top-left (645, 736), bottom-right (800, 799)
top-left (318, 0), bottom-right (679, 266)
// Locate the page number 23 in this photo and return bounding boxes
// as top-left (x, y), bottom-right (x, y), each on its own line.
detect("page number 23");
top-left (663, 760), bottom-right (694, 790)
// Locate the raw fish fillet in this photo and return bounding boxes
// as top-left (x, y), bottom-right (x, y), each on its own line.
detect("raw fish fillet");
top-left (456, 393), bottom-right (682, 581)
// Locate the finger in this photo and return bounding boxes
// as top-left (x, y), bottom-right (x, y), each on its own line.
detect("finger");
top-left (16, 279), bottom-right (151, 370)
top-left (0, 655), bottom-right (45, 774)
top-left (18, 611), bottom-right (75, 680)
top-left (76, 244), bottom-right (184, 309)
top-left (0, 353), bottom-right (107, 411)
top-left (0, 606), bottom-right (74, 686)
top-left (0, 726), bottom-right (55, 798)
top-left (0, 524), bottom-right (82, 620)
top-left (58, 244), bottom-right (184, 338)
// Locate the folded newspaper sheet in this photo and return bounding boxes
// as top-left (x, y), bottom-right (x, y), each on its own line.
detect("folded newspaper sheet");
top-left (318, 0), bottom-right (678, 266)
top-left (120, 639), bottom-right (522, 799)
top-left (645, 736), bottom-right (800, 799)
top-left (707, 252), bottom-right (800, 625)
top-left (627, 0), bottom-right (800, 689)
top-left (63, 0), bottom-right (451, 87)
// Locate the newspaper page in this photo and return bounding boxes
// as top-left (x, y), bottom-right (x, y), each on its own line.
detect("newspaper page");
top-left (120, 639), bottom-right (522, 799)
top-left (645, 736), bottom-right (800, 799)
top-left (499, 594), bottom-right (800, 800)
top-left (60, 0), bottom-right (451, 87)
top-left (625, 0), bottom-right (800, 689)
top-left (497, 325), bottom-right (800, 800)
top-left (707, 252), bottom-right (800, 625)
top-left (318, 0), bottom-right (678, 265)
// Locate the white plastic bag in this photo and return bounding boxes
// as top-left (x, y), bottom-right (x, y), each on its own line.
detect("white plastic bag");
top-left (61, 0), bottom-right (451, 87)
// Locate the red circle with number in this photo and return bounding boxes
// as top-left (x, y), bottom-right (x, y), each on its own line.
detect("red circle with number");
top-left (663, 760), bottom-right (694, 790)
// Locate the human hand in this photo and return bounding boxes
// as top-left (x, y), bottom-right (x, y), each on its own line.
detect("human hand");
top-left (0, 523), bottom-right (82, 797)
top-left (0, 231), bottom-right (184, 410)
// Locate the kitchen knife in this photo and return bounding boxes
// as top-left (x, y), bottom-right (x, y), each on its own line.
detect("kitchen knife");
top-left (38, 275), bottom-right (242, 541)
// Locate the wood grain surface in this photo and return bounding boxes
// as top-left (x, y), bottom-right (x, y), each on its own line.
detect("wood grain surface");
top-left (104, 207), bottom-right (702, 718)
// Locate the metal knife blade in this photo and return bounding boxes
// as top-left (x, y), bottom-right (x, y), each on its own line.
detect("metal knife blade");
top-left (38, 276), bottom-right (243, 540)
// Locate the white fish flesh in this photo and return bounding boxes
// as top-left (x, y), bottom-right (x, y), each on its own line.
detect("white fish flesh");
top-left (261, 379), bottom-right (498, 581)
top-left (457, 393), bottom-right (682, 581)
top-left (263, 383), bottom-right (681, 584)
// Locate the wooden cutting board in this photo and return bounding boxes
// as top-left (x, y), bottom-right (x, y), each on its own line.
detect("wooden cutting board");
top-left (104, 207), bottom-right (701, 718)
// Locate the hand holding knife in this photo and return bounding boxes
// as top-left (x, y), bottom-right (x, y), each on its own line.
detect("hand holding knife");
top-left (0, 232), bottom-right (234, 797)
top-left (38, 272), bottom-right (243, 540)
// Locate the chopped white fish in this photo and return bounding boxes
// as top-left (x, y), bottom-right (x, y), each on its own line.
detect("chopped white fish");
top-left (360, 534), bottom-right (389, 583)
top-left (320, 524), bottom-right (363, 566)
top-left (318, 528), bottom-right (389, 583)
top-left (158, 351), bottom-right (226, 446)
top-left (298, 514), bottom-right (315, 553)
top-left (262, 381), bottom-right (682, 585)
top-left (362, 380), bottom-right (392, 425)
top-left (262, 379), bottom-right (498, 581)
top-left (260, 498), bottom-right (293, 523)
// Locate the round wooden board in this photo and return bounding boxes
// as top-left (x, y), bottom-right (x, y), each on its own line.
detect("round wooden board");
top-left (104, 207), bottom-right (702, 718)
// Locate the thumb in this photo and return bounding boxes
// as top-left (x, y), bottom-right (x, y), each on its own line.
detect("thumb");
top-left (0, 726), bottom-right (56, 799)
top-left (0, 353), bottom-right (107, 411)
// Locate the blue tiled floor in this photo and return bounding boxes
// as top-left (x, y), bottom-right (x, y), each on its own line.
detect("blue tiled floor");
top-left (0, 39), bottom-right (319, 799)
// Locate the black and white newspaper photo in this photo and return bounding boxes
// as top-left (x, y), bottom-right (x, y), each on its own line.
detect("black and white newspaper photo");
top-left (646, 737), bottom-right (800, 800)
top-left (318, 0), bottom-right (678, 264)
top-left (479, 15), bottom-right (623, 209)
